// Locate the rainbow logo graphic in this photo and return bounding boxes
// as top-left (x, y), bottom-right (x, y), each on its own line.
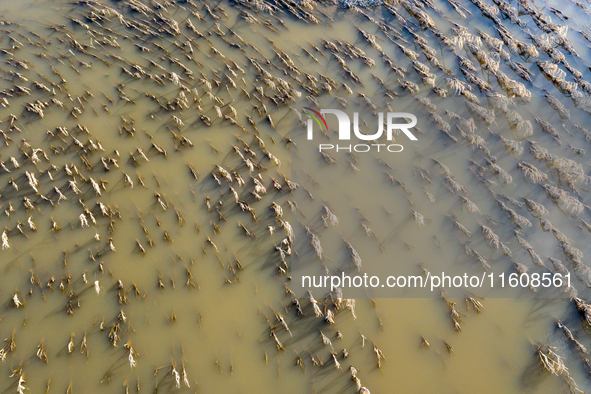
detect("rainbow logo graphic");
top-left (303, 107), bottom-right (328, 133)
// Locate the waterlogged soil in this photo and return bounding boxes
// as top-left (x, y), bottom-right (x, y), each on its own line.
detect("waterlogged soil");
top-left (0, 0), bottom-right (590, 393)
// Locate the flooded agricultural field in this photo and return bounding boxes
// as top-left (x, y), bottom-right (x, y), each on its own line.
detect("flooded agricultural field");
top-left (1, 0), bottom-right (591, 392)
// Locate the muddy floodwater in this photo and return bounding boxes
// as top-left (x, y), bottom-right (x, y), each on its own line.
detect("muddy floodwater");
top-left (1, 0), bottom-right (591, 392)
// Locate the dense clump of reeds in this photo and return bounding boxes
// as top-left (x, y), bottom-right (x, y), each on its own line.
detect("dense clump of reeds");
top-left (544, 91), bottom-right (570, 119)
top-left (540, 218), bottom-right (553, 232)
top-left (511, 262), bottom-right (534, 293)
top-left (559, 241), bottom-right (584, 265)
top-left (451, 216), bottom-right (472, 237)
top-left (460, 196), bottom-right (481, 214)
top-left (485, 158), bottom-right (512, 184)
top-left (514, 231), bottom-right (544, 266)
top-left (497, 193), bottom-right (523, 208)
top-left (524, 198), bottom-right (549, 217)
top-left (557, 321), bottom-right (587, 354)
top-left (279, 220), bottom-right (293, 242)
top-left (465, 134), bottom-right (488, 153)
top-left (17, 375), bottom-right (25, 394)
top-left (494, 70), bottom-right (531, 100)
top-left (574, 298), bottom-right (591, 327)
top-left (12, 292), bottom-right (24, 308)
top-left (466, 296), bottom-right (483, 312)
top-left (412, 210), bottom-right (425, 226)
top-left (572, 260), bottom-right (591, 288)
top-left (542, 184), bottom-right (586, 214)
top-left (536, 344), bottom-right (583, 394)
top-left (500, 242), bottom-right (513, 258)
top-left (362, 223), bottom-right (376, 238)
top-left (500, 135), bottom-right (523, 156)
top-left (345, 241), bottom-right (362, 272)
top-left (502, 108), bottom-right (533, 137)
top-left (5, 1), bottom-right (591, 391)
top-left (322, 205), bottom-right (338, 227)
top-left (308, 292), bottom-right (323, 318)
top-left (36, 342), bottom-right (48, 363)
top-left (517, 161), bottom-right (548, 184)
top-left (465, 243), bottom-right (491, 271)
top-left (497, 200), bottom-right (532, 228)
top-left (537, 61), bottom-right (579, 95)
top-left (1, 230), bottom-right (9, 250)
top-left (305, 226), bottom-right (323, 261)
top-left (445, 176), bottom-right (468, 195)
top-left (551, 228), bottom-right (571, 244)
top-left (432, 159), bottom-right (453, 176)
top-left (345, 299), bottom-right (357, 319)
top-left (528, 140), bottom-right (549, 161)
top-left (549, 259), bottom-right (578, 297)
top-left (271, 202), bottom-right (283, 218)
top-left (487, 91), bottom-right (515, 111)
top-left (466, 102), bottom-right (496, 125)
top-left (480, 225), bottom-right (501, 249)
